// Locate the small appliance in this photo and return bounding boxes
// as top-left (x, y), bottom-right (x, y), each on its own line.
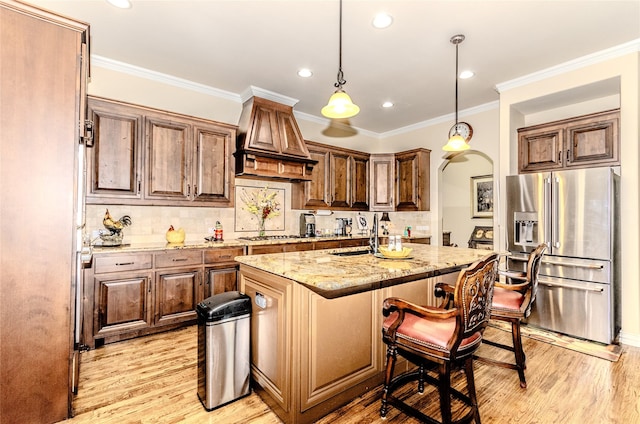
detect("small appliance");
top-left (300, 213), bottom-right (316, 237)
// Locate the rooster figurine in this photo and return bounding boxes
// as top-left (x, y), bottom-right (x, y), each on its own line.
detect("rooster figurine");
top-left (103, 209), bottom-right (132, 235)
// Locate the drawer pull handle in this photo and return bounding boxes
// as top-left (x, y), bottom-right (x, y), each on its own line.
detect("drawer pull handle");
top-left (172, 258), bottom-right (188, 262)
top-left (116, 262), bottom-right (134, 266)
top-left (219, 255), bottom-right (232, 259)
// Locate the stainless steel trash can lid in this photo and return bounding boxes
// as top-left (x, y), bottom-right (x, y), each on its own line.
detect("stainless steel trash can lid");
top-left (197, 291), bottom-right (251, 321)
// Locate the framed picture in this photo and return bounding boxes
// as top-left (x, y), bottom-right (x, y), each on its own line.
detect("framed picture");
top-left (471, 175), bottom-right (494, 218)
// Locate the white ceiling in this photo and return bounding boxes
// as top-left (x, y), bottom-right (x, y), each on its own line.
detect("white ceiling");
top-left (28, 0), bottom-right (640, 135)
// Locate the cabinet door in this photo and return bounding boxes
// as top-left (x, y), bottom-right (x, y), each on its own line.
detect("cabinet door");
top-left (518, 124), bottom-right (564, 173)
top-left (369, 154), bottom-right (395, 211)
top-left (145, 116), bottom-right (191, 201)
top-left (395, 149), bottom-right (430, 211)
top-left (155, 268), bottom-right (201, 326)
top-left (566, 111), bottom-right (619, 168)
top-left (191, 122), bottom-right (235, 205)
top-left (86, 98), bottom-right (143, 201)
top-left (296, 146), bottom-right (330, 209)
top-left (95, 274), bottom-right (152, 336)
top-left (330, 151), bottom-right (351, 208)
top-left (351, 154), bottom-right (370, 210)
top-left (206, 267), bottom-right (238, 298)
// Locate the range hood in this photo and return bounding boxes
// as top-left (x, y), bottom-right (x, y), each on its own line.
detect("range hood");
top-left (235, 92), bottom-right (317, 182)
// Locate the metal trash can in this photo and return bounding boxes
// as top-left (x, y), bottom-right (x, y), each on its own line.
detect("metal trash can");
top-left (197, 291), bottom-right (251, 411)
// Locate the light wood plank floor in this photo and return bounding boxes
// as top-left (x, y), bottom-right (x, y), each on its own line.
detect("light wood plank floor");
top-left (60, 325), bottom-right (640, 424)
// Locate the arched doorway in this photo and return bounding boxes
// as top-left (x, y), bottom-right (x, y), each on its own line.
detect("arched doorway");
top-left (439, 151), bottom-right (494, 248)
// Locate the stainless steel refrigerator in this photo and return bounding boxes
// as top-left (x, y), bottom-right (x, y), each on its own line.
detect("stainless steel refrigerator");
top-left (506, 167), bottom-right (620, 344)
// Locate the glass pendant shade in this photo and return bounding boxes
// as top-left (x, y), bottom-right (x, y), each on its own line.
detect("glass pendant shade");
top-left (321, 89), bottom-right (360, 119)
top-left (442, 133), bottom-right (470, 151)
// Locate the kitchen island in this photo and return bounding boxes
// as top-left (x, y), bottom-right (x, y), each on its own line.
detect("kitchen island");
top-left (235, 244), bottom-right (491, 424)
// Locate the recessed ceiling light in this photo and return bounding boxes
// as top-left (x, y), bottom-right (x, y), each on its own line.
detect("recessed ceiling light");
top-left (297, 68), bottom-right (313, 78)
top-left (106, 0), bottom-right (132, 9)
top-left (459, 70), bottom-right (475, 79)
top-left (372, 13), bottom-right (393, 29)
top-left (382, 101), bottom-right (394, 108)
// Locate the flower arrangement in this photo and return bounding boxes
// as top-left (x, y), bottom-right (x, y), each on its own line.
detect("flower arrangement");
top-left (240, 186), bottom-right (281, 236)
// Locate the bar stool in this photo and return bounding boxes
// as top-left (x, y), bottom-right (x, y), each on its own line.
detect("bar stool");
top-left (380, 253), bottom-right (499, 424)
top-left (475, 243), bottom-right (547, 388)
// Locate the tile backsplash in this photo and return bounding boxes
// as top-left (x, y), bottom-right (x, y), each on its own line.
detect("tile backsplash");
top-left (85, 178), bottom-right (431, 245)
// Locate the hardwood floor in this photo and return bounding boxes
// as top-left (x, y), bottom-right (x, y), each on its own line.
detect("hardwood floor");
top-left (62, 325), bottom-right (640, 424)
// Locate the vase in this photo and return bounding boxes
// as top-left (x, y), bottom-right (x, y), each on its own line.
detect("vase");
top-left (258, 218), bottom-right (266, 237)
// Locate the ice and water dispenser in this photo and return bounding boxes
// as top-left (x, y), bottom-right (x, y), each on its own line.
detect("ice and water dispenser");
top-left (513, 212), bottom-right (538, 247)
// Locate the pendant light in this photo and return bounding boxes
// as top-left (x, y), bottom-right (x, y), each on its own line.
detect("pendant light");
top-left (321, 0), bottom-right (360, 119)
top-left (442, 34), bottom-right (472, 152)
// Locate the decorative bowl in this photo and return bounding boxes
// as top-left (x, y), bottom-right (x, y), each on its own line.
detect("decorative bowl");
top-left (378, 246), bottom-right (413, 258)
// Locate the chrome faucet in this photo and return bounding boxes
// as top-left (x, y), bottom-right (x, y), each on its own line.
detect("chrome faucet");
top-left (369, 213), bottom-right (379, 254)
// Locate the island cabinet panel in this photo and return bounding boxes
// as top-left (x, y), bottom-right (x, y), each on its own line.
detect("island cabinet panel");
top-left (86, 96), bottom-right (236, 206)
top-left (239, 265), bottom-right (384, 424)
top-left (240, 268), bottom-right (293, 418)
top-left (300, 290), bottom-right (383, 414)
top-left (518, 109), bottom-right (620, 173)
top-left (86, 98), bottom-right (144, 200)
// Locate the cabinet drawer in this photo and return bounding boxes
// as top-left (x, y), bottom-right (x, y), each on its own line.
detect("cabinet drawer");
top-left (155, 250), bottom-right (202, 268)
top-left (94, 253), bottom-right (153, 274)
top-left (204, 247), bottom-right (245, 264)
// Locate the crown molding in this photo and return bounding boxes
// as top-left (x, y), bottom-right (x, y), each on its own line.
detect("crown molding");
top-left (495, 38), bottom-right (640, 93)
top-left (91, 55), bottom-right (241, 102)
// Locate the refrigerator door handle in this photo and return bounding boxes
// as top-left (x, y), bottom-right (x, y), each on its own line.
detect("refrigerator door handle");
top-left (543, 177), bottom-right (552, 246)
top-left (552, 177), bottom-right (560, 248)
top-left (543, 259), bottom-right (604, 270)
top-left (538, 277), bottom-right (605, 293)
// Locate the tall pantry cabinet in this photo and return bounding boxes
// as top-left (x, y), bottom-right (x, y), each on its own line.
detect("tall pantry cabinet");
top-left (0, 1), bottom-right (89, 423)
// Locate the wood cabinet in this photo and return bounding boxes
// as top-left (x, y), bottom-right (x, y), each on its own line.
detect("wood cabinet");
top-left (518, 109), bottom-right (620, 173)
top-left (84, 246), bottom-right (244, 348)
top-left (204, 246), bottom-right (245, 297)
top-left (0, 2), bottom-right (89, 422)
top-left (86, 96), bottom-right (236, 206)
top-left (86, 98), bottom-right (144, 200)
top-left (236, 96), bottom-right (316, 181)
top-left (292, 141), bottom-right (369, 211)
top-left (246, 238), bottom-right (369, 255)
top-left (369, 154), bottom-right (395, 211)
top-left (395, 148), bottom-right (431, 211)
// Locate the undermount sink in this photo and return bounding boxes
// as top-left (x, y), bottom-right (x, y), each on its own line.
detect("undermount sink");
top-left (330, 249), bottom-right (372, 257)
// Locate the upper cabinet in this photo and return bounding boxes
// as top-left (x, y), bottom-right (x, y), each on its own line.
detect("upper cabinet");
top-left (86, 96), bottom-right (236, 207)
top-left (395, 148), bottom-right (431, 212)
top-left (369, 154), bottom-right (395, 211)
top-left (292, 141), bottom-right (369, 211)
top-left (518, 109), bottom-right (619, 173)
top-left (236, 96), bottom-right (317, 181)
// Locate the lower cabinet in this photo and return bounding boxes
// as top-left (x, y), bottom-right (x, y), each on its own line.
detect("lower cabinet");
top-left (85, 246), bottom-right (244, 348)
top-left (154, 268), bottom-right (201, 326)
top-left (95, 273), bottom-right (153, 337)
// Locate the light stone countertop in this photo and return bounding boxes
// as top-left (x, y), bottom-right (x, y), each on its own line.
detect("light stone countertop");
top-left (89, 235), bottom-right (374, 254)
top-left (235, 244), bottom-right (492, 298)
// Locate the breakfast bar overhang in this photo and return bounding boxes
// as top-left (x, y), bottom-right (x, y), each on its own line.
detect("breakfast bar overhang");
top-left (235, 244), bottom-right (490, 423)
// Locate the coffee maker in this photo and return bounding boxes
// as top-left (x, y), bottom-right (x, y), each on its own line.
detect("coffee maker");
top-left (300, 213), bottom-right (316, 237)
